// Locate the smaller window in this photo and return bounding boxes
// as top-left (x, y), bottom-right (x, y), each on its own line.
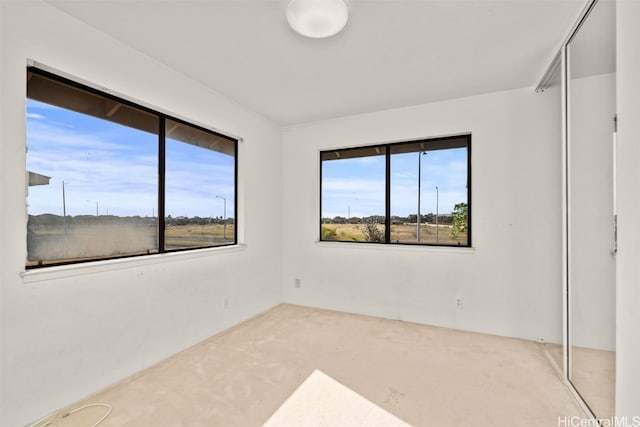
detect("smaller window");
top-left (164, 119), bottom-right (236, 250)
top-left (320, 135), bottom-right (471, 247)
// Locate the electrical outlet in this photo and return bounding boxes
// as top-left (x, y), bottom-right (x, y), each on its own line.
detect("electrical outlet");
top-left (223, 297), bottom-right (229, 309)
top-left (294, 278), bottom-right (301, 288)
top-left (455, 297), bottom-right (464, 309)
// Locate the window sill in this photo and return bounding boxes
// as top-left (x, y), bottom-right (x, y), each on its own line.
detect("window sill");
top-left (21, 244), bottom-right (247, 284)
top-left (314, 240), bottom-right (475, 254)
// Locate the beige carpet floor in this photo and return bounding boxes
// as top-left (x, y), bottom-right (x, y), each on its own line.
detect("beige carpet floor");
top-left (34, 304), bottom-right (584, 426)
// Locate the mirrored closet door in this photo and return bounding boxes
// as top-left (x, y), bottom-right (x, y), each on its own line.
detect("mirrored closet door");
top-left (565, 0), bottom-right (616, 419)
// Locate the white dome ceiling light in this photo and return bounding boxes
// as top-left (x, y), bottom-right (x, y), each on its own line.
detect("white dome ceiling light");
top-left (287, 0), bottom-right (349, 39)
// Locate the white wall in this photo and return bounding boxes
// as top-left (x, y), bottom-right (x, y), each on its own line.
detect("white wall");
top-left (0, 2), bottom-right (283, 426)
top-left (282, 85), bottom-right (564, 343)
top-left (615, 0), bottom-right (640, 418)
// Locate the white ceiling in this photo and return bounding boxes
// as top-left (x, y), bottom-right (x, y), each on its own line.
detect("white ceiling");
top-left (48, 0), bottom-right (585, 125)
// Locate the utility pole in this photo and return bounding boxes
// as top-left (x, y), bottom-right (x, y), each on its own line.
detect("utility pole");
top-left (435, 186), bottom-right (439, 243)
top-left (62, 180), bottom-right (66, 217)
top-left (417, 152), bottom-right (427, 242)
top-left (216, 195), bottom-right (227, 240)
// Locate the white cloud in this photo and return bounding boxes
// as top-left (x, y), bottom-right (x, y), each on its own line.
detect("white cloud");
top-left (26, 114), bottom-right (235, 218)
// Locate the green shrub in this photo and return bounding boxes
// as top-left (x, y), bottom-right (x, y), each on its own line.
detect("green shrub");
top-left (361, 221), bottom-right (385, 242)
top-left (450, 202), bottom-right (468, 239)
top-left (321, 226), bottom-right (338, 240)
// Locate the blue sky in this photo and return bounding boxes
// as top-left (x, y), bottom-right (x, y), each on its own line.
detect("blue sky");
top-left (322, 148), bottom-right (468, 219)
top-left (26, 99), bottom-right (235, 218)
top-left (27, 99), bottom-right (465, 220)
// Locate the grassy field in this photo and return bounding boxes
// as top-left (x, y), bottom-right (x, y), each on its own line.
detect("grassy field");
top-left (322, 223), bottom-right (468, 245)
top-left (165, 223), bottom-right (235, 248)
top-left (27, 220), bottom-right (466, 268)
top-left (27, 223), bottom-right (235, 266)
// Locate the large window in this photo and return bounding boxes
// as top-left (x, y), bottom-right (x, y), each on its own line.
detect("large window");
top-left (320, 135), bottom-right (470, 246)
top-left (26, 68), bottom-right (237, 268)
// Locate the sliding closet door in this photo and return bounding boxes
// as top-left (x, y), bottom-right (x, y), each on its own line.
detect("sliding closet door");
top-left (566, 0), bottom-right (616, 418)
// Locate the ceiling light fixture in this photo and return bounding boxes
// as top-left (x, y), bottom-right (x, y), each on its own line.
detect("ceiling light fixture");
top-left (287, 0), bottom-right (349, 39)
